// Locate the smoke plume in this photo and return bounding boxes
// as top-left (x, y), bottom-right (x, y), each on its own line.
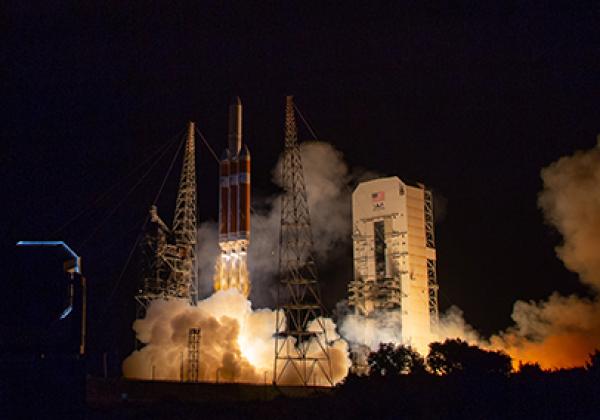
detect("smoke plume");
top-left (419, 139), bottom-right (600, 369)
top-left (123, 289), bottom-right (350, 384)
top-left (124, 141), bottom-right (353, 384)
top-left (248, 141), bottom-right (352, 304)
top-left (488, 138), bottom-right (600, 369)
top-left (339, 309), bottom-right (404, 352)
top-left (339, 138), bottom-right (600, 371)
top-left (126, 135), bottom-right (600, 381)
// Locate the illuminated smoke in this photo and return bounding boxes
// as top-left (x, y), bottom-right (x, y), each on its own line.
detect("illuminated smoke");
top-left (122, 289), bottom-right (350, 385)
top-left (126, 137), bottom-right (600, 378)
top-left (424, 139), bottom-right (600, 369)
top-left (488, 138), bottom-right (600, 369)
top-left (247, 141), bottom-right (352, 305)
top-left (123, 141), bottom-right (353, 384)
top-left (339, 309), bottom-right (404, 351)
top-left (195, 221), bottom-right (220, 298)
top-left (338, 306), bottom-right (482, 358)
top-left (340, 138), bottom-right (600, 370)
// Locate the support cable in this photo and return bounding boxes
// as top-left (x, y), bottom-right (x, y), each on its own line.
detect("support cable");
top-left (195, 127), bottom-right (220, 163)
top-left (50, 132), bottom-right (183, 238)
top-left (102, 129), bottom-right (188, 308)
top-left (79, 132), bottom-right (185, 249)
top-left (195, 126), bottom-right (256, 215)
top-left (293, 102), bottom-right (319, 141)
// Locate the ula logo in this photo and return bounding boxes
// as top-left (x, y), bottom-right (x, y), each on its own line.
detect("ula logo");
top-left (372, 191), bottom-right (385, 210)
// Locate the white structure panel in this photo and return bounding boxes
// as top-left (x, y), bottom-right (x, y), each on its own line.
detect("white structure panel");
top-left (349, 176), bottom-right (438, 355)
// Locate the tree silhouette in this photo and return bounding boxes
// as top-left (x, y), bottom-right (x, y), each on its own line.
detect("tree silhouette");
top-left (368, 343), bottom-right (426, 376)
top-left (517, 362), bottom-right (545, 379)
top-left (585, 350), bottom-right (600, 376)
top-left (427, 339), bottom-right (512, 376)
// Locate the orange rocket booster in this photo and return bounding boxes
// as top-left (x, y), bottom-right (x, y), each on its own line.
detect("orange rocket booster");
top-left (238, 145), bottom-right (250, 239)
top-left (218, 149), bottom-right (230, 240)
top-left (229, 156), bottom-right (239, 238)
top-left (221, 96), bottom-right (250, 241)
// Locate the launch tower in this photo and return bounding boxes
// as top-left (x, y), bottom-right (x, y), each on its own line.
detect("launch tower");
top-left (214, 97), bottom-right (251, 297)
top-left (136, 122), bottom-right (198, 318)
top-left (274, 96), bottom-right (333, 386)
top-left (349, 177), bottom-right (439, 354)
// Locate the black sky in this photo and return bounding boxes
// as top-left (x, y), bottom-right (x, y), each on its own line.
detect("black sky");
top-left (2, 2), bottom-right (599, 362)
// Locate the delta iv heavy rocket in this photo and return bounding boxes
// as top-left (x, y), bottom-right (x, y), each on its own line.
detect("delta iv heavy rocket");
top-left (214, 97), bottom-right (251, 297)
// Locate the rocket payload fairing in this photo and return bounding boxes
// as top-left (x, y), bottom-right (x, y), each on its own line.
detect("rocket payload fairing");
top-left (214, 97), bottom-right (251, 297)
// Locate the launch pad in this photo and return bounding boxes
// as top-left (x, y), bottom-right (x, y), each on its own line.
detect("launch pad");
top-left (87, 377), bottom-right (334, 406)
top-left (129, 96), bottom-right (337, 387)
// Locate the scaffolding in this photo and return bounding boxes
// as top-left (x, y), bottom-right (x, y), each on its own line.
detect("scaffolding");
top-left (274, 96), bottom-right (333, 386)
top-left (424, 188), bottom-right (439, 328)
top-left (136, 123), bottom-right (198, 320)
top-left (187, 327), bottom-right (201, 382)
top-left (349, 216), bottom-right (404, 316)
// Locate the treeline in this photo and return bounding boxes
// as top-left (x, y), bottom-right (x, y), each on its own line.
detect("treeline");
top-left (85, 340), bottom-right (600, 419)
top-left (368, 339), bottom-right (521, 377)
top-left (333, 339), bottom-right (600, 418)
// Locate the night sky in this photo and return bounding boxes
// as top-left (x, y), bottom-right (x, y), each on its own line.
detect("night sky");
top-left (3, 3), bottom-right (598, 364)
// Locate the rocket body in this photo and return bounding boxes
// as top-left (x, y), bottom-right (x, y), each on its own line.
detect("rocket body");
top-left (215, 97), bottom-right (251, 297)
top-left (219, 150), bottom-right (230, 240)
top-left (238, 146), bottom-right (250, 239)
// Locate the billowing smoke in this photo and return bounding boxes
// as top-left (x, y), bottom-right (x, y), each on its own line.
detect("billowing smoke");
top-left (126, 135), bottom-right (600, 381)
top-left (123, 289), bottom-right (350, 385)
top-left (488, 138), bottom-right (600, 369)
top-left (296, 142), bottom-right (352, 256)
top-left (339, 138), bottom-right (600, 370)
top-left (195, 221), bottom-right (220, 298)
top-left (248, 141), bottom-right (352, 304)
top-left (435, 306), bottom-right (482, 346)
top-left (339, 308), bottom-right (404, 352)
top-left (123, 141), bottom-right (353, 384)
top-left (413, 138), bottom-right (600, 369)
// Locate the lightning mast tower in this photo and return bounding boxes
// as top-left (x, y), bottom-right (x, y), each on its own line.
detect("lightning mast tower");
top-left (274, 96), bottom-right (333, 386)
top-left (136, 122), bottom-right (198, 319)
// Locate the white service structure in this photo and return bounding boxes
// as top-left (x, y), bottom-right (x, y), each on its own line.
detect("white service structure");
top-left (349, 176), bottom-right (439, 353)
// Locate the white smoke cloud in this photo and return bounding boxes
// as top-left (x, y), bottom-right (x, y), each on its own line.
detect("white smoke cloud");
top-left (295, 142), bottom-right (352, 256)
top-left (124, 140), bottom-right (354, 384)
top-left (338, 305), bottom-right (482, 359)
top-left (407, 138), bottom-right (600, 369)
top-left (487, 138), bottom-right (600, 368)
top-left (538, 139), bottom-right (600, 289)
top-left (193, 141), bottom-right (352, 305)
top-left (195, 221), bottom-right (220, 299)
top-left (435, 306), bottom-right (482, 345)
top-left (129, 134), bottom-right (600, 379)
top-left (248, 141), bottom-right (352, 303)
top-left (338, 137), bottom-right (600, 370)
top-left (339, 310), bottom-right (403, 352)
top-left (123, 289), bottom-right (350, 385)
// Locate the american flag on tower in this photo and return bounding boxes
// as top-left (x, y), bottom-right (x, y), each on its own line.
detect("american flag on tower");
top-left (372, 191), bottom-right (385, 202)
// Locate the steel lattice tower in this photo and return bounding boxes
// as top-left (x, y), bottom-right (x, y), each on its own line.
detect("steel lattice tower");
top-left (187, 327), bottom-right (201, 382)
top-left (424, 189), bottom-right (439, 329)
top-left (172, 123), bottom-right (198, 303)
top-left (274, 96), bottom-right (333, 386)
top-left (136, 122), bottom-right (198, 320)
